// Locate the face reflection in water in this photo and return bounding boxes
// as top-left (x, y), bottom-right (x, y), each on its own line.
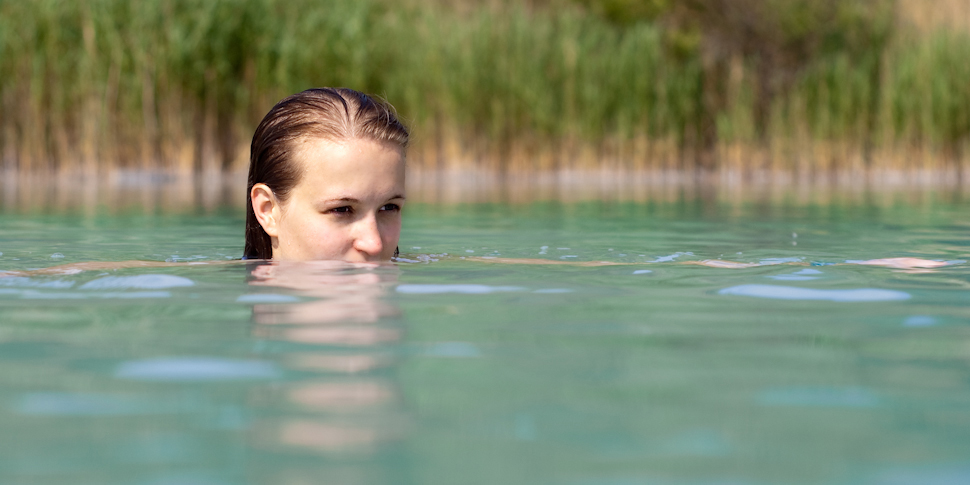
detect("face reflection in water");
top-left (246, 261), bottom-right (405, 455)
top-left (250, 137), bottom-right (406, 262)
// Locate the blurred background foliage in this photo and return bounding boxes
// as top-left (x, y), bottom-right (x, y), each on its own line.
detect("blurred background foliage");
top-left (0, 0), bottom-right (967, 173)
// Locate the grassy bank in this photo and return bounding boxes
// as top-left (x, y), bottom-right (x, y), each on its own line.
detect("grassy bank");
top-left (0, 0), bottom-right (968, 173)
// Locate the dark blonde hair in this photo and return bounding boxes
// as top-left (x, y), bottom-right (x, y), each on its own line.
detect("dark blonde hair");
top-left (244, 88), bottom-right (409, 259)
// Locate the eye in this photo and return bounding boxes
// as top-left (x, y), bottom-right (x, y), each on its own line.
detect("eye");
top-left (380, 203), bottom-right (401, 212)
top-left (327, 206), bottom-right (353, 215)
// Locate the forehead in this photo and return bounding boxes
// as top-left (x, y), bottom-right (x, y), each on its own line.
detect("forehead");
top-left (289, 137), bottom-right (405, 197)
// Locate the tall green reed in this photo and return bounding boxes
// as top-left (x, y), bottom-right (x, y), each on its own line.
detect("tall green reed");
top-left (0, 0), bottom-right (967, 173)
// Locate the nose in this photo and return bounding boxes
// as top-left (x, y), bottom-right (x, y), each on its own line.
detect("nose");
top-left (352, 215), bottom-right (384, 260)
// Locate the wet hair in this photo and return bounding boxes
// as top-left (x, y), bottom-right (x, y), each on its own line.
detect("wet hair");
top-left (244, 88), bottom-right (410, 260)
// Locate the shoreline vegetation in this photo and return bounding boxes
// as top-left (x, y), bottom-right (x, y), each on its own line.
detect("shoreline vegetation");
top-left (1, 0), bottom-right (968, 175)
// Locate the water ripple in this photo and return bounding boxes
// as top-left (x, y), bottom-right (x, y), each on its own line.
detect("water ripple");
top-left (80, 274), bottom-right (194, 290)
top-left (396, 284), bottom-right (524, 294)
top-left (236, 293), bottom-right (300, 303)
top-left (718, 284), bottom-right (910, 302)
top-left (20, 290), bottom-right (171, 299)
top-left (13, 392), bottom-right (172, 416)
top-left (758, 387), bottom-right (881, 408)
top-left (115, 357), bottom-right (280, 382)
top-left (0, 277), bottom-right (75, 289)
top-left (422, 342), bottom-right (482, 358)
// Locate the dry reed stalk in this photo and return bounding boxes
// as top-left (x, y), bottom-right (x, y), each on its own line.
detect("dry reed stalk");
top-left (898, 0), bottom-right (970, 33)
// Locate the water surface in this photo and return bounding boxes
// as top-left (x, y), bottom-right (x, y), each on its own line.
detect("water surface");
top-left (0, 193), bottom-right (968, 484)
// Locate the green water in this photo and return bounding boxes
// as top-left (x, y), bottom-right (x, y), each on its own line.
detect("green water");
top-left (1, 195), bottom-right (969, 484)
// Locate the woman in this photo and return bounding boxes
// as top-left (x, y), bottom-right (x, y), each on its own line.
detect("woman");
top-left (245, 88), bottom-right (409, 262)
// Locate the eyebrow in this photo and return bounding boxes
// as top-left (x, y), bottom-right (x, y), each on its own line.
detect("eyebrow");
top-left (319, 195), bottom-right (406, 204)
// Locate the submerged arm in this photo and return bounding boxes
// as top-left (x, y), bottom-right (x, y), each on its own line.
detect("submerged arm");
top-left (468, 256), bottom-right (956, 270)
top-left (691, 257), bottom-right (957, 270)
top-left (466, 257), bottom-right (627, 267)
top-left (1, 259), bottom-right (245, 277)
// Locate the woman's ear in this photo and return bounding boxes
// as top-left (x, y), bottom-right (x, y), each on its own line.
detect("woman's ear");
top-left (251, 183), bottom-right (281, 238)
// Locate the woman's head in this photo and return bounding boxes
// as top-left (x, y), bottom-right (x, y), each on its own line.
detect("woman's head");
top-left (245, 88), bottom-right (409, 262)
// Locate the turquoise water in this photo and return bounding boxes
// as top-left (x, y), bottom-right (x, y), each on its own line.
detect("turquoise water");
top-left (1, 193), bottom-right (969, 484)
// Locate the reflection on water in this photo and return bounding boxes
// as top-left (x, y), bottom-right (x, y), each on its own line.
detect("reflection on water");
top-left (1, 170), bottom-right (245, 214)
top-left (247, 261), bottom-right (400, 326)
top-left (1, 168), bottom-right (967, 213)
top-left (407, 168), bottom-right (969, 206)
top-left (244, 261), bottom-right (408, 461)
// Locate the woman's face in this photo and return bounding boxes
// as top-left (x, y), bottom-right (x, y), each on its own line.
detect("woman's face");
top-left (251, 137), bottom-right (406, 262)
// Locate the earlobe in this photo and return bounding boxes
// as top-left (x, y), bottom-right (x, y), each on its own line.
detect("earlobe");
top-left (250, 183), bottom-right (281, 238)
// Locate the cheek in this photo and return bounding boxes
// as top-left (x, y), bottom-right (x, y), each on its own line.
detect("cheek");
top-left (283, 214), bottom-right (349, 253)
top-left (308, 223), bottom-right (355, 251)
top-left (380, 215), bottom-right (403, 239)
